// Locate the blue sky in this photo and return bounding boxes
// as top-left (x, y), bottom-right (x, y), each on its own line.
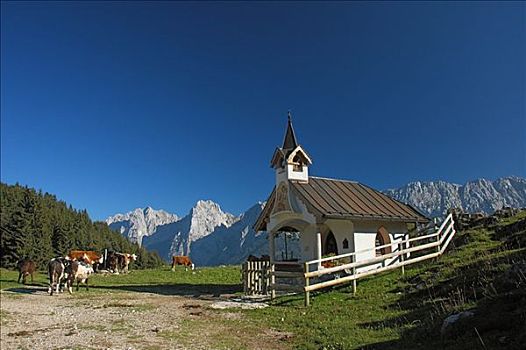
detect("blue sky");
top-left (1, 2), bottom-right (525, 220)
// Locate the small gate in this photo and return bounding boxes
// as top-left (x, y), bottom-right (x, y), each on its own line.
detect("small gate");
top-left (241, 260), bottom-right (271, 295)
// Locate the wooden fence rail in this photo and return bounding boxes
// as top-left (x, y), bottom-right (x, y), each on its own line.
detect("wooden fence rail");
top-left (300, 213), bottom-right (455, 305)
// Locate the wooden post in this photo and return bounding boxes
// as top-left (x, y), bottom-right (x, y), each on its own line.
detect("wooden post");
top-left (250, 261), bottom-right (254, 295)
top-left (399, 243), bottom-right (405, 276)
top-left (263, 261), bottom-right (270, 295)
top-left (351, 255), bottom-right (357, 295)
top-left (316, 232), bottom-right (322, 270)
top-left (269, 231), bottom-right (275, 263)
top-left (270, 263), bottom-right (276, 300)
top-left (242, 262), bottom-right (247, 294)
top-left (257, 261), bottom-right (262, 294)
top-left (304, 262), bottom-right (310, 307)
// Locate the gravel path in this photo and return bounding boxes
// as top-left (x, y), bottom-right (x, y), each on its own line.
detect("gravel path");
top-left (0, 285), bottom-right (291, 350)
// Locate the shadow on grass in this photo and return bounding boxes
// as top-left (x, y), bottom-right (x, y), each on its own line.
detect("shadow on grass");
top-left (354, 246), bottom-right (526, 350)
top-left (92, 283), bottom-right (242, 300)
top-left (2, 282), bottom-right (48, 294)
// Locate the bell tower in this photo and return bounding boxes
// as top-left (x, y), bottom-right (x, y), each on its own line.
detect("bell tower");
top-left (270, 113), bottom-right (312, 185)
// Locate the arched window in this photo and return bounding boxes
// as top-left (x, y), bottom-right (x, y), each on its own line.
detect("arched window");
top-left (324, 232), bottom-right (338, 256)
top-left (375, 227), bottom-right (392, 257)
top-left (342, 238), bottom-right (349, 249)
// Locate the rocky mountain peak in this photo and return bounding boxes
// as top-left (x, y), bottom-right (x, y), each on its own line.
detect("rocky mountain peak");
top-left (187, 199), bottom-right (238, 243)
top-left (106, 207), bottom-right (179, 246)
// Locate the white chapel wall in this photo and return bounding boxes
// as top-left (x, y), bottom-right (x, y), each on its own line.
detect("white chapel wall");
top-left (353, 220), bottom-right (408, 272)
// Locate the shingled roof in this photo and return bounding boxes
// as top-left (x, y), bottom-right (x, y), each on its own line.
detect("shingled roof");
top-left (255, 176), bottom-right (428, 232)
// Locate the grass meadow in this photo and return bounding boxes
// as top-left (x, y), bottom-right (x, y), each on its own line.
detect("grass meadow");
top-left (1, 211), bottom-right (525, 349)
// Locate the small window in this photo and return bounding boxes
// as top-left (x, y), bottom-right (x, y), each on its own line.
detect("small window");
top-left (342, 238), bottom-right (349, 249)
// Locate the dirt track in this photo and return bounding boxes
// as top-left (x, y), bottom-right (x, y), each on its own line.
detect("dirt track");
top-left (0, 285), bottom-right (291, 350)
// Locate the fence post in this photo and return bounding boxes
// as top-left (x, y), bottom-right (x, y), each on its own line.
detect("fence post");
top-left (351, 255), bottom-right (357, 295)
top-left (399, 243), bottom-right (405, 276)
top-left (304, 262), bottom-right (310, 307)
top-left (256, 261), bottom-right (261, 294)
top-left (244, 262), bottom-right (249, 294)
top-left (249, 261), bottom-right (253, 295)
top-left (263, 261), bottom-right (270, 295)
top-left (270, 263), bottom-right (276, 300)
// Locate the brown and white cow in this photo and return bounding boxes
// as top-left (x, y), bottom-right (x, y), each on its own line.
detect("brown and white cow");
top-left (17, 259), bottom-right (36, 284)
top-left (116, 253), bottom-right (137, 273)
top-left (171, 256), bottom-right (194, 271)
top-left (65, 260), bottom-right (94, 293)
top-left (106, 252), bottom-right (137, 274)
top-left (67, 250), bottom-right (103, 265)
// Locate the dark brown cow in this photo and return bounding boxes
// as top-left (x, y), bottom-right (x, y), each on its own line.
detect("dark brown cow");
top-left (106, 251), bottom-right (137, 274)
top-left (171, 256), bottom-right (194, 271)
top-left (17, 259), bottom-right (36, 284)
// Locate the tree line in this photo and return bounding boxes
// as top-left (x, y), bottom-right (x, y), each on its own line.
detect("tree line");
top-left (0, 182), bottom-right (164, 270)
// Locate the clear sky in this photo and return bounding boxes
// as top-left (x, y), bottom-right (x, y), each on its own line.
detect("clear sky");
top-left (1, 1), bottom-right (525, 220)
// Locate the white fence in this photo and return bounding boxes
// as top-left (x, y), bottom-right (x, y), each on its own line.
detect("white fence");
top-left (268, 213), bottom-right (456, 306)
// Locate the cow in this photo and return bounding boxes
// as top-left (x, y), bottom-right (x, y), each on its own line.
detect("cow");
top-left (171, 256), bottom-right (194, 271)
top-left (118, 253), bottom-right (137, 273)
top-left (17, 259), bottom-right (36, 284)
top-left (106, 251), bottom-right (119, 273)
top-left (105, 252), bottom-right (137, 274)
top-left (48, 257), bottom-right (68, 296)
top-left (67, 250), bottom-right (103, 266)
top-left (65, 260), bottom-right (94, 293)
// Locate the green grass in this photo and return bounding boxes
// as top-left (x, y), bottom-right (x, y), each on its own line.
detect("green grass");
top-left (0, 265), bottom-right (242, 297)
top-left (1, 213), bottom-right (524, 350)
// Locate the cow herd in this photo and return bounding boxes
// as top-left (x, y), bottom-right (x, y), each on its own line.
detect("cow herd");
top-left (16, 253), bottom-right (197, 296)
top-left (16, 249), bottom-right (138, 296)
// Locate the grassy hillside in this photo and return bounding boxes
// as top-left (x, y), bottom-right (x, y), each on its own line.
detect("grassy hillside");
top-left (1, 211), bottom-right (524, 349)
top-left (248, 210), bottom-right (526, 349)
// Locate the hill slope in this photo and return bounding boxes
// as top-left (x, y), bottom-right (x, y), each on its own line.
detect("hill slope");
top-left (250, 210), bottom-right (526, 349)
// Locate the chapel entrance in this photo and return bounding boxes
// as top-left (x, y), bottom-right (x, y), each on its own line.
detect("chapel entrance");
top-left (324, 231), bottom-right (338, 256)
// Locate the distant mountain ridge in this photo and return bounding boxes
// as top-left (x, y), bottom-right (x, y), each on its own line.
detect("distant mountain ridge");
top-left (384, 176), bottom-right (526, 217)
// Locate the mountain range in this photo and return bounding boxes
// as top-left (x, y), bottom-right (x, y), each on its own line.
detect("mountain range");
top-left (384, 176), bottom-right (526, 217)
top-left (106, 176), bottom-right (526, 266)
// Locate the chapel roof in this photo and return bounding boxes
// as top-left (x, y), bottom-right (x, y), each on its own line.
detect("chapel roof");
top-left (254, 176), bottom-right (429, 232)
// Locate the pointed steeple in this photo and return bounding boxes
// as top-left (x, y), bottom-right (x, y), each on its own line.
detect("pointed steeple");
top-left (282, 111), bottom-right (298, 150)
top-left (270, 112), bottom-right (312, 183)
